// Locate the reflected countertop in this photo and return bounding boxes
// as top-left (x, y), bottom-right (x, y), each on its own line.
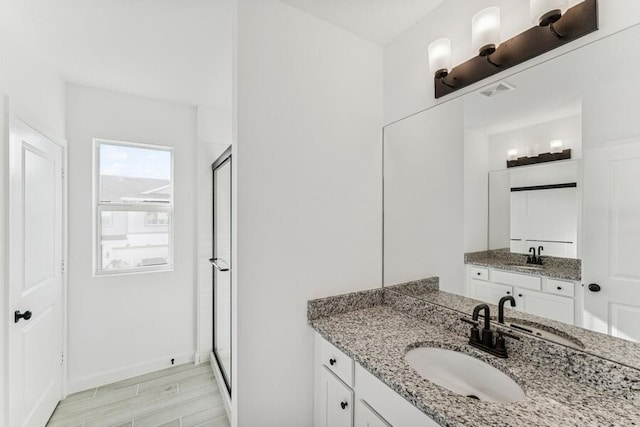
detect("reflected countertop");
top-left (465, 250), bottom-right (581, 281)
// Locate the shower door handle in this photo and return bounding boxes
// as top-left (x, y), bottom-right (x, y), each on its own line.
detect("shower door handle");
top-left (209, 258), bottom-right (230, 272)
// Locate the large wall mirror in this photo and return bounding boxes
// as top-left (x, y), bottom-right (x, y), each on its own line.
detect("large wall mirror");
top-left (384, 23), bottom-right (640, 369)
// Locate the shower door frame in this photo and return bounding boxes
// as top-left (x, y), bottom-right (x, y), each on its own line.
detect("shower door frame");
top-left (211, 146), bottom-right (232, 395)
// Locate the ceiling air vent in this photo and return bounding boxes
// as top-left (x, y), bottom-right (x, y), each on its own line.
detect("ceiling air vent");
top-left (478, 81), bottom-right (515, 98)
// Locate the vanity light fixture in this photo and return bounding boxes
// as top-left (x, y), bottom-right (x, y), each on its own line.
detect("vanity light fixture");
top-left (430, 0), bottom-right (598, 99)
top-left (428, 38), bottom-right (453, 82)
top-left (550, 139), bottom-right (564, 153)
top-left (507, 147), bottom-right (572, 168)
top-left (531, 0), bottom-right (569, 26)
top-left (472, 7), bottom-right (501, 59)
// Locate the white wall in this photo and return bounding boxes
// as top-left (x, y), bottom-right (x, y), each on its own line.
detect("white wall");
top-left (384, 99), bottom-right (465, 293)
top-left (65, 84), bottom-right (198, 392)
top-left (234, 0), bottom-right (383, 424)
top-left (384, 0), bottom-right (640, 124)
top-left (196, 106), bottom-right (231, 363)
top-left (464, 129), bottom-right (490, 253)
top-left (0, 24), bottom-right (66, 427)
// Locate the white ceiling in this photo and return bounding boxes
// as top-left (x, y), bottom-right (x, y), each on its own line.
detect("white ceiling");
top-left (278, 0), bottom-right (446, 45)
top-left (1, 0), bottom-right (232, 109)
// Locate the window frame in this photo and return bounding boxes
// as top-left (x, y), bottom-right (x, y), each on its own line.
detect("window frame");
top-left (93, 138), bottom-right (175, 276)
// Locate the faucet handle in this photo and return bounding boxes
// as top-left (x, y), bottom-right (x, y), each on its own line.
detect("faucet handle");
top-left (460, 317), bottom-right (479, 327)
top-left (497, 329), bottom-right (521, 341)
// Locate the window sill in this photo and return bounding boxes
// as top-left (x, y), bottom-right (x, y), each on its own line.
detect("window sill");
top-left (93, 265), bottom-right (174, 278)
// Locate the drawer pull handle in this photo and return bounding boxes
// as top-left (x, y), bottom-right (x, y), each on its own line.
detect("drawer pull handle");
top-left (518, 294), bottom-right (523, 297)
top-left (557, 286), bottom-right (562, 290)
top-left (340, 401), bottom-right (348, 410)
top-left (477, 272), bottom-right (481, 276)
top-left (506, 291), bottom-right (511, 295)
top-left (329, 358), bottom-right (336, 366)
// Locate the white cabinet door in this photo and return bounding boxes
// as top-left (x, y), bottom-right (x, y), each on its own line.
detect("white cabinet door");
top-left (355, 399), bottom-right (391, 427)
top-left (472, 281), bottom-right (513, 305)
top-left (319, 367), bottom-right (353, 427)
top-left (515, 288), bottom-right (574, 325)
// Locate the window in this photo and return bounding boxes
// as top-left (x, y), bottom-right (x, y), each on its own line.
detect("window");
top-left (94, 139), bottom-right (173, 275)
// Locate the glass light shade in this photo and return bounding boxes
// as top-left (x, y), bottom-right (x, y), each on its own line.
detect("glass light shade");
top-left (472, 7), bottom-right (501, 56)
top-left (530, 0), bottom-right (569, 25)
top-left (507, 148), bottom-right (519, 161)
top-left (528, 144), bottom-right (541, 158)
top-left (428, 38), bottom-right (452, 77)
top-left (550, 139), bottom-right (564, 153)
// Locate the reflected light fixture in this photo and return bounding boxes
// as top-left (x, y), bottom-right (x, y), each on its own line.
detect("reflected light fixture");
top-left (428, 38), bottom-right (452, 81)
top-left (550, 139), bottom-right (564, 153)
top-left (472, 7), bottom-right (501, 57)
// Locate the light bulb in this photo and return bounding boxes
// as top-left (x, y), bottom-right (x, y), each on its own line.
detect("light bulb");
top-left (530, 0), bottom-right (569, 26)
top-left (472, 7), bottom-right (501, 57)
top-left (428, 38), bottom-right (452, 79)
top-left (507, 148), bottom-right (519, 161)
top-left (550, 139), bottom-right (564, 154)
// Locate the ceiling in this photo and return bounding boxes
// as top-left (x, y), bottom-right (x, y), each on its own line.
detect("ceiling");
top-left (1, 0), bottom-right (232, 109)
top-left (278, 0), bottom-right (446, 45)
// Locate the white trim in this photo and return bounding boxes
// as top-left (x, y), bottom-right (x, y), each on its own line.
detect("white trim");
top-left (210, 351), bottom-right (231, 420)
top-left (67, 351), bottom-right (194, 394)
top-left (1, 95), bottom-right (10, 427)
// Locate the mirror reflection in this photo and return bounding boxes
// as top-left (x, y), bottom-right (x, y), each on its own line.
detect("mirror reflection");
top-left (384, 23), bottom-right (640, 368)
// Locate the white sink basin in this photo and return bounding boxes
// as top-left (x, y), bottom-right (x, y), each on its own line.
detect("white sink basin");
top-left (405, 347), bottom-right (525, 403)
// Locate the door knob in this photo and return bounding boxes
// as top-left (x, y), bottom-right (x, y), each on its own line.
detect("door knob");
top-left (588, 283), bottom-right (601, 292)
top-left (14, 310), bottom-right (32, 323)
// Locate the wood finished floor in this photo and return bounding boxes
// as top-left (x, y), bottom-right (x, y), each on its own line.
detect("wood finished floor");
top-left (47, 362), bottom-right (229, 427)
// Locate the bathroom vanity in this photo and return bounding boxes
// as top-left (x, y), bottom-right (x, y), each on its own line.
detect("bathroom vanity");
top-left (308, 284), bottom-right (640, 427)
top-left (464, 251), bottom-right (582, 326)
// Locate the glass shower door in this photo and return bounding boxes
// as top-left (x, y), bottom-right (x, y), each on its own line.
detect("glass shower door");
top-left (211, 148), bottom-right (232, 394)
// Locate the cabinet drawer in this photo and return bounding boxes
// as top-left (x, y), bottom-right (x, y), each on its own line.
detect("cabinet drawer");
top-left (543, 278), bottom-right (575, 298)
top-left (491, 270), bottom-right (541, 291)
top-left (319, 335), bottom-right (354, 387)
top-left (468, 266), bottom-right (489, 281)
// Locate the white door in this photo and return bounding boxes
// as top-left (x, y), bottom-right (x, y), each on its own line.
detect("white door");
top-left (583, 139), bottom-right (640, 341)
top-left (8, 118), bottom-right (64, 427)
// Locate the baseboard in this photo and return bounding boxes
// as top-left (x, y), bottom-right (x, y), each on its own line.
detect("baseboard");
top-left (67, 351), bottom-right (194, 394)
top-left (210, 351), bottom-right (231, 420)
top-left (198, 350), bottom-right (211, 364)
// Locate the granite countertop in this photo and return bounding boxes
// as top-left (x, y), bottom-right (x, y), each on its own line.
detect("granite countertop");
top-left (464, 250), bottom-right (581, 281)
top-left (385, 280), bottom-right (640, 370)
top-left (308, 289), bottom-right (640, 427)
